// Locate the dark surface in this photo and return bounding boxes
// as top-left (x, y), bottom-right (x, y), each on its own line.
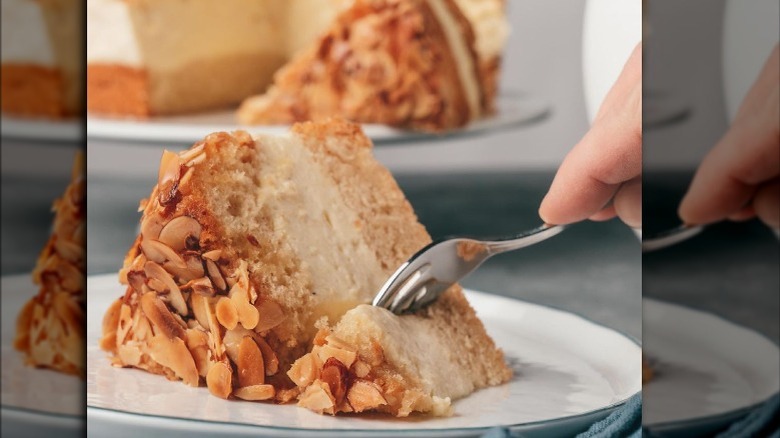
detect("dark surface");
top-left (84, 171), bottom-right (642, 340)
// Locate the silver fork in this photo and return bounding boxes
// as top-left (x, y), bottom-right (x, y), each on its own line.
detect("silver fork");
top-left (372, 224), bottom-right (566, 314)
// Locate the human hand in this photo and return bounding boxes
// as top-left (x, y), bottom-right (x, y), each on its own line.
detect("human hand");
top-left (539, 43), bottom-right (642, 228)
top-left (679, 45), bottom-right (779, 229)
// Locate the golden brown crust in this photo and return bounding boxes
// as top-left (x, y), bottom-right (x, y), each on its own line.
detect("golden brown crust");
top-left (15, 153), bottom-right (85, 375)
top-left (1, 64), bottom-right (68, 119)
top-left (238, 0), bottom-right (483, 132)
top-left (87, 64), bottom-right (151, 117)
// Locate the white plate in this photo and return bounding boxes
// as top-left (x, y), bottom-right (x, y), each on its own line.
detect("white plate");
top-left (86, 273), bottom-right (640, 437)
top-left (85, 93), bottom-right (549, 146)
top-left (0, 275), bottom-right (83, 437)
top-left (643, 298), bottom-right (780, 434)
top-left (1, 116), bottom-right (82, 142)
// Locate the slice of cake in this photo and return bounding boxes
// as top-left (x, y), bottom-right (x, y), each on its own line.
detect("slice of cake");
top-left (238, 0), bottom-right (491, 132)
top-left (100, 119), bottom-right (510, 415)
top-left (15, 152), bottom-right (85, 375)
top-left (86, 0), bottom-right (350, 117)
top-left (1, 0), bottom-right (83, 118)
top-left (86, 0), bottom-right (508, 127)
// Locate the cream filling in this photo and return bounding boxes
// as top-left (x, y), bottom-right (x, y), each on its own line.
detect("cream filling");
top-left (453, 0), bottom-right (510, 62)
top-left (1, 0), bottom-right (54, 65)
top-left (254, 133), bottom-right (388, 325)
top-left (87, 0), bottom-right (142, 66)
top-left (427, 0), bottom-right (482, 119)
top-left (336, 304), bottom-right (475, 400)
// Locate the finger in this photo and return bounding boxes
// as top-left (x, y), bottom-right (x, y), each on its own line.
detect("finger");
top-left (590, 205), bottom-right (617, 222)
top-left (753, 179), bottom-right (780, 229)
top-left (679, 120), bottom-right (780, 225)
top-left (614, 177), bottom-right (642, 228)
top-left (727, 206), bottom-right (756, 222)
top-left (540, 43), bottom-right (642, 225)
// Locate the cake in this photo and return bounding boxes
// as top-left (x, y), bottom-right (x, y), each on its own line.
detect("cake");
top-left (15, 152), bottom-right (85, 375)
top-left (1, 0), bottom-right (83, 118)
top-left (100, 119), bottom-right (511, 416)
top-left (86, 0), bottom-right (508, 129)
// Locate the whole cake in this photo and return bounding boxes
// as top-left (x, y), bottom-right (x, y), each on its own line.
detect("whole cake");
top-left (1, 0), bottom-right (83, 118)
top-left (100, 119), bottom-right (511, 416)
top-left (86, 0), bottom-right (508, 130)
top-left (15, 152), bottom-right (85, 375)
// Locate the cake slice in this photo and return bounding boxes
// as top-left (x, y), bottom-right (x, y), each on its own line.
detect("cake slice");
top-left (1, 0), bottom-right (83, 118)
top-left (100, 119), bottom-right (510, 415)
top-left (237, 0), bottom-right (489, 132)
top-left (15, 152), bottom-right (85, 375)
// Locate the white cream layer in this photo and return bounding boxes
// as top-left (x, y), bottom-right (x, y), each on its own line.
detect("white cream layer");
top-left (87, 0), bottom-right (142, 66)
top-left (427, 0), bottom-right (482, 119)
top-left (1, 0), bottom-right (54, 64)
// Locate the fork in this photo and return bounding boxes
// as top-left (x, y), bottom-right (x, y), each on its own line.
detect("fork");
top-left (372, 224), bottom-right (566, 314)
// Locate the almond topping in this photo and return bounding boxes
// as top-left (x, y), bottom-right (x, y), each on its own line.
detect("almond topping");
top-left (254, 336), bottom-right (279, 376)
top-left (157, 150), bottom-right (181, 205)
top-left (298, 380), bottom-right (335, 414)
top-left (205, 259), bottom-right (226, 292)
top-left (140, 239), bottom-right (186, 270)
top-left (234, 384), bottom-right (275, 401)
top-left (147, 333), bottom-right (199, 387)
top-left (215, 297), bottom-right (238, 330)
top-left (316, 344), bottom-right (357, 369)
top-left (158, 216), bottom-right (202, 252)
top-left (254, 298), bottom-right (285, 332)
top-left (140, 213), bottom-right (164, 241)
top-left (202, 249), bottom-right (222, 261)
top-left (140, 292), bottom-right (185, 340)
top-left (144, 261), bottom-right (187, 316)
top-left (182, 277), bottom-right (215, 297)
top-left (321, 357), bottom-right (350, 406)
top-left (347, 380), bottom-right (387, 413)
top-left (206, 361), bottom-right (232, 399)
top-left (288, 353), bottom-right (318, 387)
top-left (236, 336), bottom-right (265, 387)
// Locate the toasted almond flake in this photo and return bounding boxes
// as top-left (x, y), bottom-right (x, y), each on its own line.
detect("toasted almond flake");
top-left (347, 380), bottom-right (387, 413)
top-left (158, 216), bottom-right (202, 252)
top-left (254, 298), bottom-right (285, 332)
top-left (157, 150), bottom-right (181, 205)
top-left (117, 344), bottom-right (141, 366)
top-left (215, 297), bottom-right (238, 330)
top-left (190, 293), bottom-right (211, 330)
top-left (140, 239), bottom-right (186, 270)
top-left (206, 361), bottom-right (232, 399)
top-left (144, 261), bottom-right (187, 316)
top-left (140, 213), bottom-right (164, 241)
top-left (140, 293), bottom-right (185, 340)
top-left (205, 259), bottom-right (226, 292)
top-left (253, 336), bottom-right (279, 376)
top-left (185, 329), bottom-right (211, 377)
top-left (316, 344), bottom-right (357, 369)
top-left (298, 380), bottom-right (335, 414)
top-left (54, 238), bottom-right (83, 263)
top-left (236, 336), bottom-right (265, 387)
top-left (182, 277), bottom-right (215, 297)
top-left (234, 384), bottom-right (275, 401)
top-left (321, 357), bottom-right (349, 406)
top-left (276, 387), bottom-right (301, 404)
top-left (147, 334), bottom-right (199, 387)
top-left (353, 360), bottom-right (371, 378)
top-left (202, 250), bottom-right (222, 261)
top-left (179, 143), bottom-right (205, 164)
top-left (288, 353), bottom-right (318, 387)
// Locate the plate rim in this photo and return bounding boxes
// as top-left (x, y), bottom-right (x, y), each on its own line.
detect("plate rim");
top-left (85, 91), bottom-right (550, 146)
top-left (84, 272), bottom-right (641, 434)
top-left (642, 297), bottom-right (780, 431)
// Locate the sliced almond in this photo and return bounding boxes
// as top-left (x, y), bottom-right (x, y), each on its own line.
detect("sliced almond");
top-left (236, 336), bottom-right (265, 387)
top-left (353, 360), bottom-right (371, 379)
top-left (287, 353), bottom-right (318, 387)
top-left (316, 344), bottom-right (357, 369)
top-left (158, 216), bottom-right (202, 252)
top-left (182, 277), bottom-right (215, 297)
top-left (215, 297), bottom-right (238, 330)
top-left (144, 261), bottom-right (187, 316)
top-left (157, 150), bottom-right (181, 205)
top-left (205, 259), bottom-right (226, 292)
top-left (147, 333), bottom-right (199, 387)
top-left (179, 143), bottom-right (205, 164)
top-left (185, 329), bottom-right (211, 377)
top-left (320, 357), bottom-right (349, 406)
top-left (140, 213), bottom-right (164, 241)
top-left (298, 380), bottom-right (335, 414)
top-left (347, 380), bottom-right (387, 413)
top-left (206, 361), bottom-right (232, 399)
top-left (190, 293), bottom-right (211, 331)
top-left (54, 238), bottom-right (83, 263)
top-left (140, 292), bottom-right (185, 340)
top-left (140, 239), bottom-right (186, 270)
top-left (254, 336), bottom-right (279, 376)
top-left (202, 250), bottom-right (222, 261)
top-left (254, 298), bottom-right (285, 332)
top-left (234, 385), bottom-right (275, 401)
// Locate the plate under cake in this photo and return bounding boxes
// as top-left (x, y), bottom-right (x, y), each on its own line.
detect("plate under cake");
top-left (1, 0), bottom-right (83, 118)
top-left (100, 119), bottom-right (510, 416)
top-left (15, 152), bottom-right (85, 375)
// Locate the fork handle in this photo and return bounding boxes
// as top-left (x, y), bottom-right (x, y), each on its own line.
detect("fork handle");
top-left (485, 224), bottom-right (567, 255)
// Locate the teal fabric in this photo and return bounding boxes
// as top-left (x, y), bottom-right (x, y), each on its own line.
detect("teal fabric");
top-left (480, 393), bottom-right (642, 438)
top-left (715, 394), bottom-right (779, 438)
